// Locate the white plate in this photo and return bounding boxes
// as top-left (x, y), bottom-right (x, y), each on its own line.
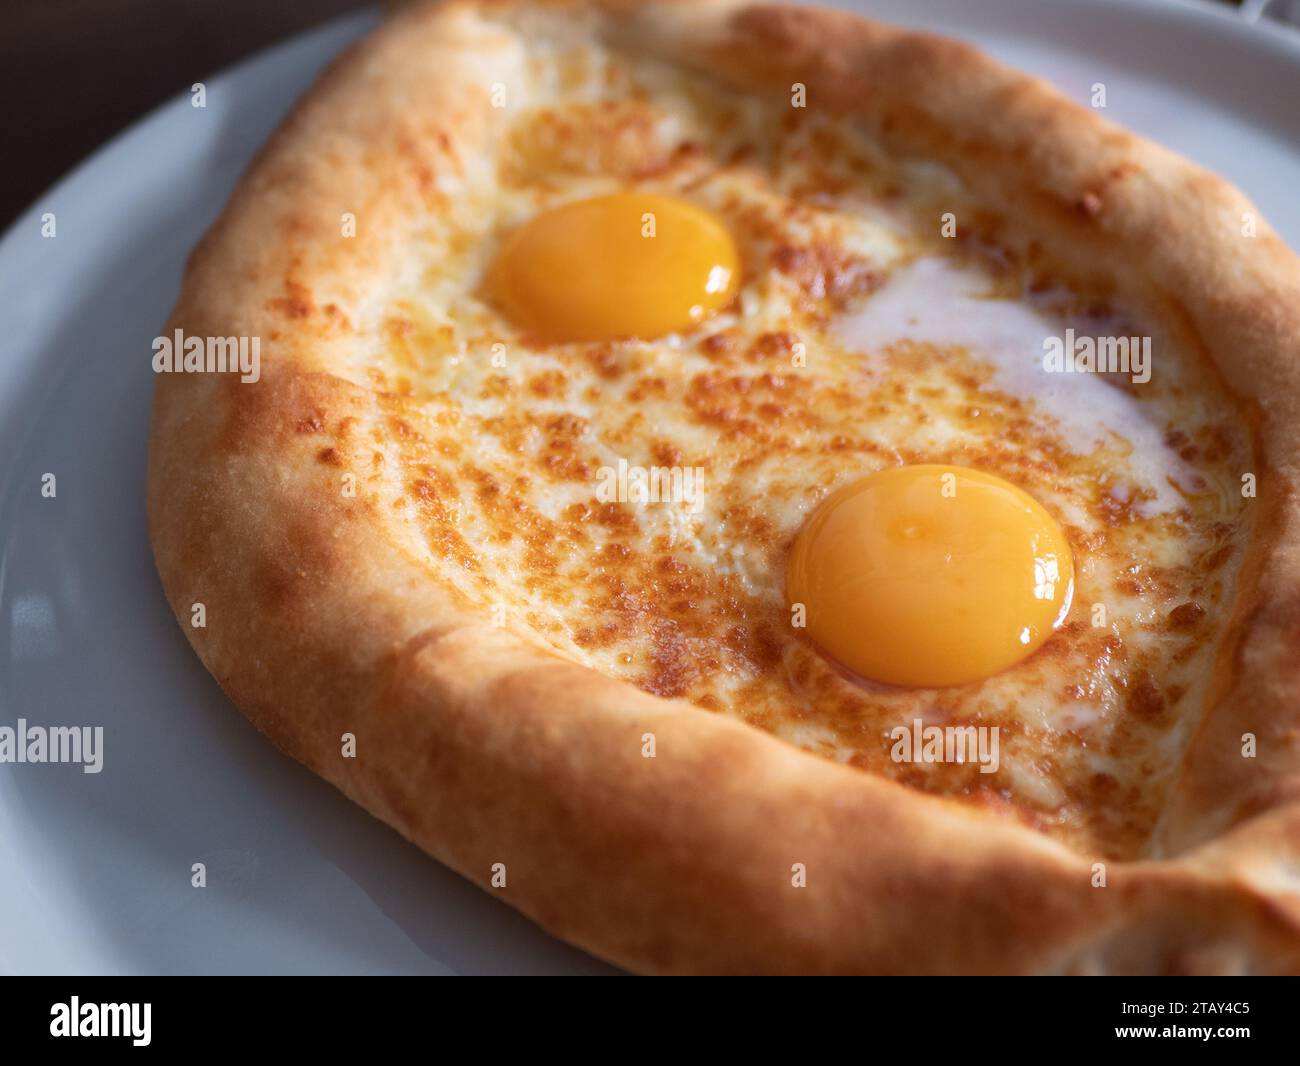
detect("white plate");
top-left (1, 0), bottom-right (1297, 975)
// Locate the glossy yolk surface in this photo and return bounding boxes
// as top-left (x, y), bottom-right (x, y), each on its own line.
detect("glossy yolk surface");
top-left (787, 465), bottom-right (1074, 688)
top-left (488, 193), bottom-right (739, 342)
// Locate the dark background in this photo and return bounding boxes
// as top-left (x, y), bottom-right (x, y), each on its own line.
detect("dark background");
top-left (0, 0), bottom-right (373, 229)
top-left (0, 0), bottom-right (1287, 231)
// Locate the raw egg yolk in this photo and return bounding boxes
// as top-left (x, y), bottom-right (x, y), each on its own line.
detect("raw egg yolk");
top-left (787, 464), bottom-right (1074, 688)
top-left (488, 193), bottom-right (739, 342)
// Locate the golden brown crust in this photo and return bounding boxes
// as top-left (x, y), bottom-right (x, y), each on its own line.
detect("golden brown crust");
top-left (148, 0), bottom-right (1300, 973)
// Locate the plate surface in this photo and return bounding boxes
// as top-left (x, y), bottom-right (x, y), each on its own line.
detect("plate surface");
top-left (1, 0), bottom-right (1297, 975)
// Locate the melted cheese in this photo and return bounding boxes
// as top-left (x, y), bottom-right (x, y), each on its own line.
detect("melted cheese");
top-left (332, 30), bottom-right (1251, 860)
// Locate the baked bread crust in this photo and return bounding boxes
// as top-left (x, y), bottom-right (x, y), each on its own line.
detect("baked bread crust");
top-left (148, 0), bottom-right (1300, 973)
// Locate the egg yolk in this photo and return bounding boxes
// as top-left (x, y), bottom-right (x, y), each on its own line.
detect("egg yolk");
top-left (488, 193), bottom-right (739, 342)
top-left (787, 464), bottom-right (1074, 688)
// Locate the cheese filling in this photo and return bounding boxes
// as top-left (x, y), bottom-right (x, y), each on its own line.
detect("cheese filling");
top-left (335, 29), bottom-right (1251, 860)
